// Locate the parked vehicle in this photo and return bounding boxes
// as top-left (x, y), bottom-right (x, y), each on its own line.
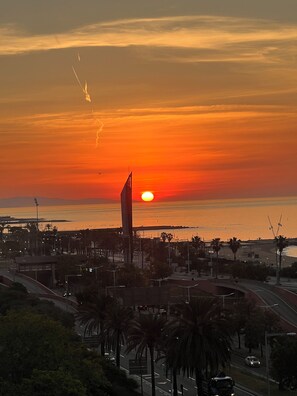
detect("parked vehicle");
top-left (203, 372), bottom-right (235, 396)
top-left (244, 356), bottom-right (260, 367)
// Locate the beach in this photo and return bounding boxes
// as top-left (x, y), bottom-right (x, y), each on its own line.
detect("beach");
top-left (220, 239), bottom-right (297, 266)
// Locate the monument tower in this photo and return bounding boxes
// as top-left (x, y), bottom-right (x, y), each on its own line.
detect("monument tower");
top-left (121, 172), bottom-right (133, 264)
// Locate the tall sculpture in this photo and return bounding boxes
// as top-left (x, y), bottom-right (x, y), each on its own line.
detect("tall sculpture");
top-left (121, 172), bottom-right (133, 264)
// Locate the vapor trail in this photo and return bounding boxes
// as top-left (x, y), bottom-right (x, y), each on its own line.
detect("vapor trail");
top-left (95, 116), bottom-right (104, 147)
top-left (72, 66), bottom-right (91, 102)
top-left (72, 57), bottom-right (104, 146)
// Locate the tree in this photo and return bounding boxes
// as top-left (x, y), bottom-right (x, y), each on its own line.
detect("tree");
top-left (230, 299), bottom-right (254, 349)
top-left (21, 369), bottom-right (87, 396)
top-left (228, 237), bottom-right (241, 261)
top-left (210, 238), bottom-right (223, 278)
top-left (244, 311), bottom-right (263, 353)
top-left (192, 236), bottom-right (206, 257)
top-left (170, 298), bottom-right (232, 396)
top-left (116, 264), bottom-right (147, 287)
top-left (160, 232), bottom-right (173, 265)
top-left (270, 337), bottom-right (297, 390)
top-left (105, 305), bottom-right (134, 368)
top-left (0, 310), bottom-right (115, 395)
top-left (148, 260), bottom-right (172, 280)
top-left (126, 314), bottom-right (167, 396)
top-left (0, 283), bottom-right (74, 329)
top-left (0, 311), bottom-right (75, 383)
top-left (76, 293), bottom-right (115, 356)
top-left (275, 235), bottom-right (289, 285)
top-left (161, 321), bottom-right (182, 396)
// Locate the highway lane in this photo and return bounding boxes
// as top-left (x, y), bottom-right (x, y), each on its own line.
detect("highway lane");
top-left (240, 281), bottom-right (297, 328)
top-left (118, 347), bottom-right (258, 396)
top-left (0, 268), bottom-right (54, 295)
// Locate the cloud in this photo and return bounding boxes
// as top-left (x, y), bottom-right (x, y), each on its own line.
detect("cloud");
top-left (1, 15), bottom-right (297, 65)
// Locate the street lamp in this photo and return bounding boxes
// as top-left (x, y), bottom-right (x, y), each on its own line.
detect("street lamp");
top-left (208, 250), bottom-right (214, 277)
top-left (178, 284), bottom-right (199, 303)
top-left (34, 198), bottom-right (39, 253)
top-left (88, 265), bottom-right (103, 280)
top-left (186, 241), bottom-right (191, 274)
top-left (215, 292), bottom-right (235, 309)
top-left (265, 331), bottom-right (296, 396)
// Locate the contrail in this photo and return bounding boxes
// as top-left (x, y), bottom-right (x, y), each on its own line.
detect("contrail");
top-left (72, 66), bottom-right (91, 103)
top-left (95, 117), bottom-right (104, 147)
top-left (72, 66), bottom-right (83, 90)
top-left (72, 57), bottom-right (104, 146)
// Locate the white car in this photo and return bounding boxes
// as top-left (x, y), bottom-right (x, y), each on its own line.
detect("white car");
top-left (245, 356), bottom-right (260, 367)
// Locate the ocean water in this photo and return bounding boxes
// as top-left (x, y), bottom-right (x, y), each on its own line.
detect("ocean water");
top-left (1, 196), bottom-right (297, 242)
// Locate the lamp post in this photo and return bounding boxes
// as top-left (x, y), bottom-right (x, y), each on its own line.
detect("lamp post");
top-left (167, 233), bottom-right (173, 265)
top-left (178, 284), bottom-right (199, 303)
top-left (34, 198), bottom-right (39, 254)
top-left (208, 250), bottom-right (214, 278)
top-left (186, 241), bottom-right (191, 273)
top-left (265, 331), bottom-right (296, 396)
top-left (215, 292), bottom-right (235, 309)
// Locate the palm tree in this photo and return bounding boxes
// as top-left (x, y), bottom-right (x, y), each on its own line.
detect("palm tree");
top-left (228, 237), bottom-right (241, 261)
top-left (105, 305), bottom-right (134, 367)
top-left (126, 314), bottom-right (167, 396)
top-left (275, 235), bottom-right (289, 285)
top-left (76, 293), bottom-right (114, 356)
top-left (161, 320), bottom-right (182, 396)
top-left (210, 238), bottom-right (223, 278)
top-left (160, 232), bottom-right (173, 265)
top-left (192, 235), bottom-right (206, 256)
top-left (171, 298), bottom-right (232, 396)
top-left (160, 232), bottom-right (167, 243)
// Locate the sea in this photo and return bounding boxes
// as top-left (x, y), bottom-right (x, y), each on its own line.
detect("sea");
top-left (1, 196), bottom-right (297, 244)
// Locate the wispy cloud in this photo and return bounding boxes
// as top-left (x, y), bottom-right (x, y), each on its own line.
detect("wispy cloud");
top-left (1, 16), bottom-right (297, 64)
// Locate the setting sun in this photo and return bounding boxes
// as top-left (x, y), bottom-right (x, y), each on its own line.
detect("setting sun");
top-left (141, 191), bottom-right (154, 202)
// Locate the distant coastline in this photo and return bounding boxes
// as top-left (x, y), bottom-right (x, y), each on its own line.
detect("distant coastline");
top-left (0, 197), bottom-right (113, 208)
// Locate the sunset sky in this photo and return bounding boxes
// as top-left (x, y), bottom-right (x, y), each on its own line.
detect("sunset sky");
top-left (1, 0), bottom-right (297, 203)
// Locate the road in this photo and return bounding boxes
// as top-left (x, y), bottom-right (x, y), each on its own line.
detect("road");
top-left (240, 280), bottom-right (297, 329)
top-left (118, 348), bottom-right (258, 396)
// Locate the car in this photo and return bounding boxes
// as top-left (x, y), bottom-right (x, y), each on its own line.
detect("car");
top-left (63, 291), bottom-right (72, 297)
top-left (245, 356), bottom-right (261, 367)
top-left (104, 352), bottom-right (115, 365)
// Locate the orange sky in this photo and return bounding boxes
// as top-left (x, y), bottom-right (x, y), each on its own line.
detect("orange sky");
top-left (1, 1), bottom-right (297, 204)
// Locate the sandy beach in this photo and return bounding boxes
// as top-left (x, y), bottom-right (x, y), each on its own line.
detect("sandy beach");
top-left (220, 239), bottom-right (297, 267)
